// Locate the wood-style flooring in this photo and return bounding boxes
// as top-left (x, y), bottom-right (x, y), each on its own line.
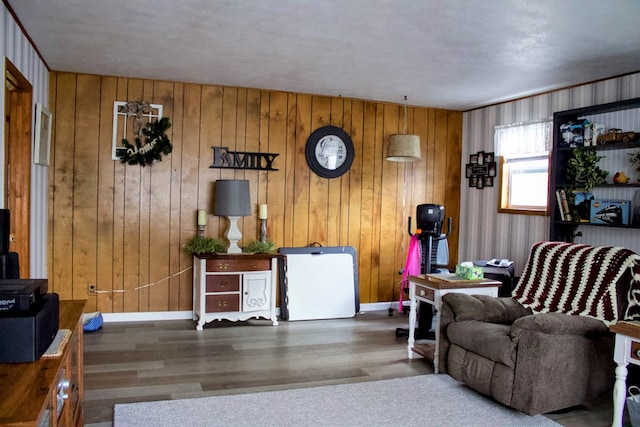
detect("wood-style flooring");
top-left (83, 310), bottom-right (616, 426)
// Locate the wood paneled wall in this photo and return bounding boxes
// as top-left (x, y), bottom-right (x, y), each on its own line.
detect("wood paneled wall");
top-left (48, 72), bottom-right (461, 313)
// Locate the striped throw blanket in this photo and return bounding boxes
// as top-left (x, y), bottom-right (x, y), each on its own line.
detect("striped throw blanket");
top-left (513, 241), bottom-right (640, 325)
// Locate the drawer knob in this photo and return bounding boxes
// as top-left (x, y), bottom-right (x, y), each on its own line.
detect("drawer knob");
top-left (217, 281), bottom-right (228, 288)
top-left (636, 349), bottom-right (640, 358)
top-left (217, 301), bottom-right (229, 308)
top-left (252, 263), bottom-right (258, 269)
top-left (217, 263), bottom-right (230, 270)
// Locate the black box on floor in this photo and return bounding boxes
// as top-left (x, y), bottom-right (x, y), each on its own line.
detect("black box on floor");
top-left (0, 293), bottom-right (59, 363)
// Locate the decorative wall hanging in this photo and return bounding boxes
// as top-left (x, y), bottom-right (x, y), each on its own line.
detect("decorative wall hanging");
top-left (112, 101), bottom-right (172, 166)
top-left (465, 151), bottom-right (496, 189)
top-left (210, 146), bottom-right (279, 171)
top-left (305, 125), bottom-right (355, 178)
top-left (34, 103), bottom-right (52, 166)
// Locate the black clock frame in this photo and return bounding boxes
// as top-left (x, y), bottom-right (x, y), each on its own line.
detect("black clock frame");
top-left (305, 125), bottom-right (355, 179)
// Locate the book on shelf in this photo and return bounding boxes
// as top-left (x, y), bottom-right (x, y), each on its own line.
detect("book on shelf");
top-left (558, 189), bottom-right (572, 222)
top-left (555, 190), bottom-right (565, 221)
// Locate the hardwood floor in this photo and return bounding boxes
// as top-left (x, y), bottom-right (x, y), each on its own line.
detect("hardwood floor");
top-left (83, 310), bottom-right (616, 426)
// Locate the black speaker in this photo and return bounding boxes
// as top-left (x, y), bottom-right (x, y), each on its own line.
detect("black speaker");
top-left (0, 209), bottom-right (9, 255)
top-left (0, 293), bottom-right (59, 363)
top-left (0, 252), bottom-right (20, 279)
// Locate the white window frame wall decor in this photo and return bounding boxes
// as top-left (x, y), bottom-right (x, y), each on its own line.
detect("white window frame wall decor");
top-left (112, 101), bottom-right (163, 160)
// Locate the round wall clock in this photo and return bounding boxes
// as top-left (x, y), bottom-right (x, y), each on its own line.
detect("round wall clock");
top-left (305, 125), bottom-right (355, 178)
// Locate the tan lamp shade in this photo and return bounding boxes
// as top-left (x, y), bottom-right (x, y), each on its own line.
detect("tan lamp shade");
top-left (386, 134), bottom-right (421, 162)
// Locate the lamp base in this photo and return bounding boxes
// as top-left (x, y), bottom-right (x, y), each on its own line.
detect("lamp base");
top-left (225, 216), bottom-right (243, 254)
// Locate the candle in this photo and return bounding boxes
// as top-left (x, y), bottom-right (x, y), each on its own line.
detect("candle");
top-left (197, 209), bottom-right (207, 226)
top-left (259, 204), bottom-right (268, 220)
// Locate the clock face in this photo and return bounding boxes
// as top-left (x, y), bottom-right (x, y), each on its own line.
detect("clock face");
top-left (315, 135), bottom-right (347, 170)
top-left (305, 126), bottom-right (355, 179)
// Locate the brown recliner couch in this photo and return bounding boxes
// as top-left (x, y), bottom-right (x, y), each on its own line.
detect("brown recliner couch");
top-left (438, 241), bottom-right (640, 415)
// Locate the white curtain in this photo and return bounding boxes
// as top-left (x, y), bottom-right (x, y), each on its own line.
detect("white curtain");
top-left (494, 120), bottom-right (552, 157)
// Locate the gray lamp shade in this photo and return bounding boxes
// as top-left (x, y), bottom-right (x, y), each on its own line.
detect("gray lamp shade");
top-left (213, 180), bottom-right (251, 216)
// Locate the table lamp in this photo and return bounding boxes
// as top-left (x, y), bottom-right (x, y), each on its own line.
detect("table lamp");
top-left (213, 180), bottom-right (251, 253)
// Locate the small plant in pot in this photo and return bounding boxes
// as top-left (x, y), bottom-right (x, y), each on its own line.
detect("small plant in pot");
top-left (183, 235), bottom-right (226, 255)
top-left (242, 239), bottom-right (276, 254)
top-left (565, 148), bottom-right (608, 192)
top-left (629, 150), bottom-right (640, 182)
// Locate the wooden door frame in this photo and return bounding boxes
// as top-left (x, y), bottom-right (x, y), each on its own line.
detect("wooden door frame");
top-left (4, 58), bottom-right (32, 277)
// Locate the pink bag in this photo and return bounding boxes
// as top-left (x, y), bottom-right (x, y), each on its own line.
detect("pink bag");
top-left (399, 235), bottom-right (422, 312)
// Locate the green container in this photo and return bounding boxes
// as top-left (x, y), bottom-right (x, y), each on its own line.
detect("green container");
top-left (455, 264), bottom-right (484, 280)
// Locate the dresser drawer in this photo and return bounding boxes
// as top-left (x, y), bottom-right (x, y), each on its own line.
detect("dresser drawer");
top-left (206, 294), bottom-right (240, 312)
top-left (206, 258), bottom-right (271, 272)
top-left (415, 285), bottom-right (434, 301)
top-left (206, 274), bottom-right (240, 292)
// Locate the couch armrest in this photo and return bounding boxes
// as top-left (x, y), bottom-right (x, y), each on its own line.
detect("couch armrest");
top-left (511, 312), bottom-right (609, 339)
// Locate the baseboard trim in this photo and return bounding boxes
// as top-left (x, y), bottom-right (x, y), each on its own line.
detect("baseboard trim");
top-left (100, 302), bottom-right (397, 323)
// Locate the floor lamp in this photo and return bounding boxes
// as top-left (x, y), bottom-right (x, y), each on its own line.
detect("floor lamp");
top-left (213, 180), bottom-right (251, 254)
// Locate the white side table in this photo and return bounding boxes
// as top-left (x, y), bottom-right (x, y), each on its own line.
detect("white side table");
top-left (610, 321), bottom-right (640, 427)
top-left (407, 273), bottom-right (501, 373)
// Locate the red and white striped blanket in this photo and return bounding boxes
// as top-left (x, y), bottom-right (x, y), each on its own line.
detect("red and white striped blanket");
top-left (513, 241), bottom-right (640, 325)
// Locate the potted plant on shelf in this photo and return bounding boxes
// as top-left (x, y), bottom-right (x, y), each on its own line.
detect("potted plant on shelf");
top-left (565, 148), bottom-right (608, 192)
top-left (242, 239), bottom-right (276, 254)
top-left (629, 150), bottom-right (640, 182)
top-left (183, 235), bottom-right (226, 255)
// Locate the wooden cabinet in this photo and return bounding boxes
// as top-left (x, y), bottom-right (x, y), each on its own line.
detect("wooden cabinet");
top-left (550, 97), bottom-right (640, 244)
top-left (193, 254), bottom-right (280, 330)
top-left (0, 300), bottom-right (85, 427)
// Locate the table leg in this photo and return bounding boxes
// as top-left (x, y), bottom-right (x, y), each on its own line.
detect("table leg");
top-left (408, 294), bottom-right (417, 359)
top-left (433, 305), bottom-right (441, 374)
top-left (613, 363), bottom-right (628, 427)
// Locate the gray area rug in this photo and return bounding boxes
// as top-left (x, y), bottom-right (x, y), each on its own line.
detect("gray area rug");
top-left (113, 374), bottom-right (560, 427)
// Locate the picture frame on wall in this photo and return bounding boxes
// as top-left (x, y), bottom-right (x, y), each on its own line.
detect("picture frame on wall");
top-left (34, 103), bottom-right (52, 166)
top-left (466, 151), bottom-right (496, 189)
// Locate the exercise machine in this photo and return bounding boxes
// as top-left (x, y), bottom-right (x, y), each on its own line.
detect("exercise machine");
top-left (396, 203), bottom-right (451, 338)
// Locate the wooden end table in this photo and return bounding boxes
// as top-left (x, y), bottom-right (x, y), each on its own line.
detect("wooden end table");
top-left (407, 273), bottom-right (501, 373)
top-left (610, 320), bottom-right (640, 426)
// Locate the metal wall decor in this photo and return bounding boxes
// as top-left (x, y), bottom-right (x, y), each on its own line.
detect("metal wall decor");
top-left (466, 151), bottom-right (496, 189)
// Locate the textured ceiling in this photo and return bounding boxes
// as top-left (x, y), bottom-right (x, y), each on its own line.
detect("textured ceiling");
top-left (7, 0), bottom-right (640, 110)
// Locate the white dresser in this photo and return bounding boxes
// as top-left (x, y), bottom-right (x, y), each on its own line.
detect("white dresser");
top-left (192, 254), bottom-right (280, 330)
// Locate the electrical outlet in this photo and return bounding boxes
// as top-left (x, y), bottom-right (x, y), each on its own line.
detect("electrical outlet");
top-left (88, 284), bottom-right (96, 294)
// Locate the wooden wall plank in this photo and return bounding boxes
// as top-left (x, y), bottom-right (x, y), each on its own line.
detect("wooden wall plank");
top-left (95, 76), bottom-right (117, 313)
top-left (48, 72), bottom-right (462, 313)
top-left (308, 96), bottom-right (331, 245)
top-left (291, 94), bottom-right (311, 247)
top-left (50, 73), bottom-right (76, 298)
top-left (122, 79), bottom-right (143, 312)
top-left (180, 84), bottom-right (203, 308)
top-left (148, 80), bottom-right (174, 311)
top-left (169, 83), bottom-right (187, 310)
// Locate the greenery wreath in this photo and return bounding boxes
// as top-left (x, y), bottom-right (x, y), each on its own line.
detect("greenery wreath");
top-left (118, 117), bottom-right (172, 166)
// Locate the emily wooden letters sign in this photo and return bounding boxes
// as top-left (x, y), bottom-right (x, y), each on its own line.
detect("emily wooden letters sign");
top-left (210, 146), bottom-right (279, 171)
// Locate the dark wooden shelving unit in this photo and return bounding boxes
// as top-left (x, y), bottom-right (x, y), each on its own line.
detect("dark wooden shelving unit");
top-left (550, 97), bottom-right (640, 242)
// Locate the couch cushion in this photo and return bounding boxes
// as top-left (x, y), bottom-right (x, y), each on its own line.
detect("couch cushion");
top-left (447, 320), bottom-right (516, 368)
